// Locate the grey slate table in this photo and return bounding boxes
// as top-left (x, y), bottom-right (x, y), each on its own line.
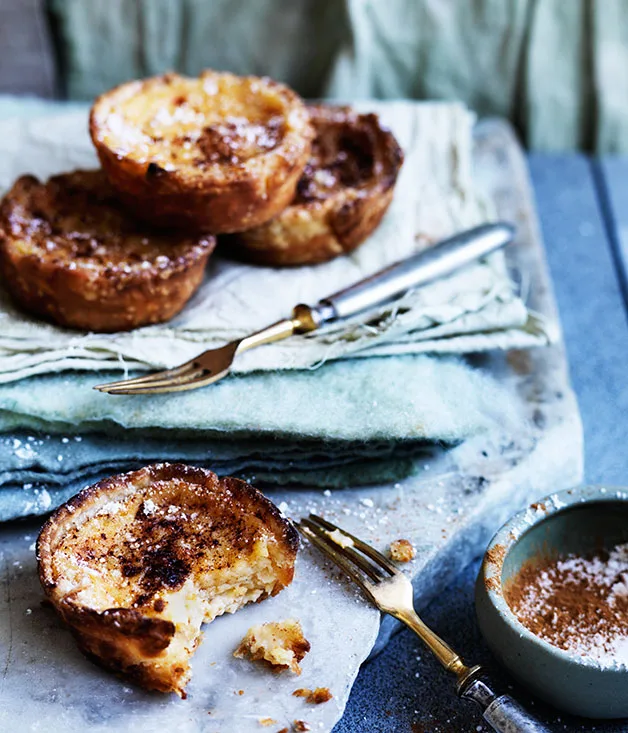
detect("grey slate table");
top-left (335, 155), bottom-right (628, 733)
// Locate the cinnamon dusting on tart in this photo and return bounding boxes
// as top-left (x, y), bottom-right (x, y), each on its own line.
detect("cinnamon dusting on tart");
top-left (0, 170), bottom-right (214, 332)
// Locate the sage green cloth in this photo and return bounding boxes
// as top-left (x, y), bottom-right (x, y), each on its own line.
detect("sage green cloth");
top-left (0, 353), bottom-right (529, 510)
top-left (0, 357), bottom-right (523, 442)
top-left (48, 0), bottom-right (628, 152)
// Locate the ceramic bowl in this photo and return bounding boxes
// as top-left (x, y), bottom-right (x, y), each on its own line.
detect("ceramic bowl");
top-left (475, 484), bottom-right (628, 719)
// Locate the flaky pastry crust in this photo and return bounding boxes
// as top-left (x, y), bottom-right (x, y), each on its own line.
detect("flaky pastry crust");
top-left (90, 70), bottom-right (314, 233)
top-left (0, 170), bottom-right (215, 332)
top-left (225, 105), bottom-right (403, 265)
top-left (37, 463), bottom-right (299, 696)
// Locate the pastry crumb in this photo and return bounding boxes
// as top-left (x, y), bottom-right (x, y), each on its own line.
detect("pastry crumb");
top-left (234, 619), bottom-right (310, 675)
top-left (389, 538), bottom-right (416, 562)
top-left (293, 687), bottom-right (333, 704)
top-left (293, 722), bottom-right (310, 732)
top-left (258, 717), bottom-right (277, 726)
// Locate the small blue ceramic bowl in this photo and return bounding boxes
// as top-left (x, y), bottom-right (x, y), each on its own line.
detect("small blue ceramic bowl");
top-left (476, 485), bottom-right (628, 719)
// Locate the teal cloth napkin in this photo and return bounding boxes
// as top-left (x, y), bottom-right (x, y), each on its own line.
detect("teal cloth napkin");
top-left (0, 354), bottom-right (528, 514)
top-left (0, 356), bottom-right (522, 441)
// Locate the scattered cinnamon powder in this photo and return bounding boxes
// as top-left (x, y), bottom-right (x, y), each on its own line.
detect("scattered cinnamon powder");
top-left (505, 543), bottom-right (628, 666)
top-left (293, 721), bottom-right (310, 732)
top-left (293, 687), bottom-right (333, 704)
top-left (389, 539), bottom-right (416, 562)
top-left (258, 718), bottom-right (277, 727)
top-left (485, 543), bottom-right (506, 569)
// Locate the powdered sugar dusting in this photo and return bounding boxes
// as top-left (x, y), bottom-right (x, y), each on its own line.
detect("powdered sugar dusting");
top-left (142, 499), bottom-right (157, 515)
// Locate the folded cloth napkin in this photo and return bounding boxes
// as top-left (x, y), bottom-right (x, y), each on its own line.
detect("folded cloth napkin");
top-left (0, 98), bottom-right (540, 514)
top-left (0, 99), bottom-right (554, 383)
top-left (0, 353), bottom-right (530, 517)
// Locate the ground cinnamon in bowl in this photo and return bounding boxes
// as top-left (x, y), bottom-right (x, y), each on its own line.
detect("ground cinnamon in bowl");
top-left (504, 543), bottom-right (628, 667)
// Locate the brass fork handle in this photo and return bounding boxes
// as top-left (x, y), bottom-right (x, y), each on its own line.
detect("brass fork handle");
top-left (397, 609), bottom-right (551, 732)
top-left (236, 304), bottom-right (323, 355)
top-left (237, 318), bottom-right (298, 353)
top-left (396, 608), bottom-right (472, 679)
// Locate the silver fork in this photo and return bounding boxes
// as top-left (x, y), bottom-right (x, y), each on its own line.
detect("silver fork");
top-left (298, 514), bottom-right (551, 733)
top-left (94, 222), bottom-right (513, 394)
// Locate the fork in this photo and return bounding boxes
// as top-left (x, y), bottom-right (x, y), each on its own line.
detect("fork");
top-left (94, 222), bottom-right (513, 394)
top-left (298, 514), bottom-right (551, 733)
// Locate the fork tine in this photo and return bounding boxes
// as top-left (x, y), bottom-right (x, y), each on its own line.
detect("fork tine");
top-left (93, 360), bottom-right (201, 391)
top-left (101, 366), bottom-right (207, 392)
top-left (300, 517), bottom-right (385, 583)
top-left (297, 523), bottom-right (379, 603)
top-left (99, 370), bottom-right (224, 395)
top-left (308, 513), bottom-right (398, 576)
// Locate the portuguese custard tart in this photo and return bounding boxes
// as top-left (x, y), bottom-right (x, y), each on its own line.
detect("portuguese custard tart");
top-left (90, 70), bottom-right (314, 233)
top-left (37, 463), bottom-right (299, 697)
top-left (0, 170), bottom-right (215, 332)
top-left (225, 104), bottom-right (404, 266)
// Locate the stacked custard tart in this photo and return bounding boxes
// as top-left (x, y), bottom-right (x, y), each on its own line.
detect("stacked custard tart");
top-left (0, 70), bottom-right (403, 333)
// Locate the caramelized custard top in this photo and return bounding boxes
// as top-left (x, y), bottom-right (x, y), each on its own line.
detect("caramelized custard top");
top-left (1, 171), bottom-right (213, 276)
top-left (92, 72), bottom-right (295, 171)
top-left (295, 108), bottom-right (385, 204)
top-left (44, 464), bottom-right (298, 611)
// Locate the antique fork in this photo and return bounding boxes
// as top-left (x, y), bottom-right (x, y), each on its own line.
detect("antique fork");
top-left (95, 222), bottom-right (513, 394)
top-left (298, 514), bottom-right (550, 733)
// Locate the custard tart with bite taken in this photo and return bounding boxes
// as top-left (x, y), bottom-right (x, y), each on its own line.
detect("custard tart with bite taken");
top-left (90, 70), bottom-right (314, 233)
top-left (37, 463), bottom-right (299, 697)
top-left (0, 170), bottom-right (215, 332)
top-left (225, 104), bottom-right (403, 266)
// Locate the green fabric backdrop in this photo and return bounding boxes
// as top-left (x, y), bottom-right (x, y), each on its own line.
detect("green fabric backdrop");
top-left (48, 0), bottom-right (628, 153)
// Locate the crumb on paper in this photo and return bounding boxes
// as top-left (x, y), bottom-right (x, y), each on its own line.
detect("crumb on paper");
top-left (234, 619), bottom-right (310, 675)
top-left (293, 687), bottom-right (333, 704)
top-left (258, 717), bottom-right (277, 727)
top-left (389, 538), bottom-right (416, 562)
top-left (293, 722), bottom-right (310, 732)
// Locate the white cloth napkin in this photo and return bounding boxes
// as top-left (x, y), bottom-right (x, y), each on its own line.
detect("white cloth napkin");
top-left (0, 101), bottom-right (555, 383)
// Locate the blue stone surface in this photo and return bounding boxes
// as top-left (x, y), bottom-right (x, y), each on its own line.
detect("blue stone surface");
top-left (335, 155), bottom-right (628, 732)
